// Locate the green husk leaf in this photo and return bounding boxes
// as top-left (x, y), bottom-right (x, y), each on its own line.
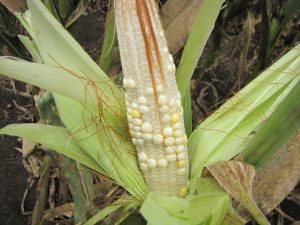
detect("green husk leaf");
top-left (240, 79), bottom-right (300, 169)
top-left (188, 44), bottom-right (300, 185)
top-left (18, 35), bottom-right (43, 62)
top-left (0, 124), bottom-right (101, 172)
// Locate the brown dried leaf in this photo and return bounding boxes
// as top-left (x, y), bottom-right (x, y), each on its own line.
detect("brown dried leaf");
top-left (207, 161), bottom-right (270, 225)
top-left (43, 203), bottom-right (75, 221)
top-left (21, 139), bottom-right (36, 157)
top-left (161, 0), bottom-right (204, 54)
top-left (0, 0), bottom-right (27, 13)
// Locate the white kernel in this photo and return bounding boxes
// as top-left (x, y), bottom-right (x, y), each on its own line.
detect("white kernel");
top-left (175, 137), bottom-right (185, 145)
top-left (172, 122), bottom-right (182, 130)
top-left (147, 158), bottom-right (157, 168)
top-left (177, 153), bottom-right (186, 160)
top-left (127, 107), bottom-right (132, 114)
top-left (167, 64), bottom-right (174, 73)
top-left (169, 99), bottom-right (176, 107)
top-left (145, 87), bottom-right (154, 95)
top-left (138, 96), bottom-right (148, 105)
top-left (164, 137), bottom-right (175, 146)
top-left (161, 114), bottom-right (171, 123)
top-left (140, 163), bottom-right (148, 171)
top-left (157, 158), bottom-right (168, 168)
top-left (162, 127), bottom-right (173, 137)
top-left (177, 168), bottom-right (186, 176)
top-left (131, 103), bottom-right (138, 109)
top-left (169, 54), bottom-right (173, 62)
top-left (165, 146), bottom-right (175, 154)
top-left (139, 106), bottom-right (149, 114)
top-left (159, 105), bottom-right (169, 113)
top-left (166, 154), bottom-right (177, 162)
top-left (176, 145), bottom-right (186, 153)
top-left (173, 64), bottom-right (176, 72)
top-left (163, 47), bottom-right (168, 53)
top-left (141, 123), bottom-right (152, 133)
top-left (126, 100), bottom-right (130, 107)
top-left (132, 126), bottom-right (141, 132)
top-left (156, 84), bottom-right (163, 93)
top-left (142, 134), bottom-right (153, 142)
top-left (136, 139), bottom-right (144, 146)
top-left (138, 152), bottom-right (148, 162)
top-left (159, 31), bottom-right (164, 36)
top-left (134, 132), bottom-right (142, 138)
top-left (153, 134), bottom-right (163, 145)
top-left (129, 124), bottom-right (134, 129)
top-left (174, 129), bottom-right (184, 137)
top-left (127, 79), bottom-right (136, 88)
top-left (158, 95), bottom-right (168, 105)
top-left (176, 99), bottom-right (181, 107)
top-left (132, 119), bottom-right (142, 126)
top-left (132, 138), bottom-right (137, 145)
top-left (123, 79), bottom-right (128, 88)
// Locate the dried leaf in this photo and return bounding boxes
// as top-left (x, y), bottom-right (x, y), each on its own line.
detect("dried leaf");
top-left (65, 0), bottom-right (91, 28)
top-left (207, 161), bottom-right (270, 225)
top-left (161, 0), bottom-right (204, 54)
top-left (0, 0), bottom-right (27, 13)
top-left (21, 139), bottom-right (36, 157)
top-left (43, 203), bottom-right (75, 220)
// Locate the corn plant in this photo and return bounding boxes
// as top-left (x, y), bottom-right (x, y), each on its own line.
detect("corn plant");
top-left (0, 0), bottom-right (300, 224)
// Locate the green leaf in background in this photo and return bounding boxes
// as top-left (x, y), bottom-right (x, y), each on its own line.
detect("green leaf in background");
top-left (175, 0), bottom-right (224, 135)
top-left (188, 44), bottom-right (300, 187)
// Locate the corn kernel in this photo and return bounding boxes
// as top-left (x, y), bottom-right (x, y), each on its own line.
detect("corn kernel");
top-left (131, 110), bottom-right (141, 119)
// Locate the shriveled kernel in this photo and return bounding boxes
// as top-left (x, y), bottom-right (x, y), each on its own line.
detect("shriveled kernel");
top-left (176, 145), bottom-right (185, 153)
top-left (132, 119), bottom-right (142, 126)
top-left (162, 127), bottom-right (173, 137)
top-left (147, 158), bottom-right (157, 168)
top-left (158, 95), bottom-right (168, 105)
top-left (169, 54), bottom-right (173, 62)
top-left (174, 129), bottom-right (184, 137)
top-left (132, 138), bottom-right (137, 145)
top-left (141, 123), bottom-right (152, 133)
top-left (172, 122), bottom-right (182, 130)
top-left (164, 137), bottom-right (175, 146)
top-left (177, 153), bottom-right (186, 160)
top-left (179, 187), bottom-right (188, 198)
top-left (140, 163), bottom-right (148, 171)
top-left (153, 134), bottom-right (163, 145)
top-left (171, 113), bottom-right (180, 124)
top-left (156, 84), bottom-right (163, 93)
top-left (157, 158), bottom-right (168, 168)
top-left (163, 47), bottom-right (168, 53)
top-left (165, 146), bottom-right (175, 154)
top-left (161, 114), bottom-right (171, 123)
top-left (139, 106), bottom-right (149, 114)
top-left (159, 105), bottom-right (169, 113)
top-left (177, 160), bottom-right (186, 168)
top-left (166, 154), bottom-right (177, 162)
top-left (145, 87), bottom-right (154, 95)
top-left (127, 79), bottom-right (136, 88)
top-left (138, 152), bottom-right (148, 162)
top-left (126, 100), bottom-right (130, 107)
top-left (177, 168), bottom-right (186, 176)
top-left (138, 96), bottom-right (148, 105)
top-left (142, 134), bottom-right (153, 142)
top-left (131, 110), bottom-right (141, 119)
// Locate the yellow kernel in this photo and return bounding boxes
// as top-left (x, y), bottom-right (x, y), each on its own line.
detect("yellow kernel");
top-left (131, 110), bottom-right (141, 119)
top-left (179, 187), bottom-right (188, 198)
top-left (177, 160), bottom-right (186, 168)
top-left (171, 113), bottom-right (180, 124)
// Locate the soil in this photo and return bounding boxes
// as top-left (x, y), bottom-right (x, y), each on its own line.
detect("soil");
top-left (0, 85), bottom-right (32, 225)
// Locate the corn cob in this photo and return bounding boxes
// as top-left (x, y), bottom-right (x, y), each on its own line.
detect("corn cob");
top-left (115, 0), bottom-right (189, 196)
